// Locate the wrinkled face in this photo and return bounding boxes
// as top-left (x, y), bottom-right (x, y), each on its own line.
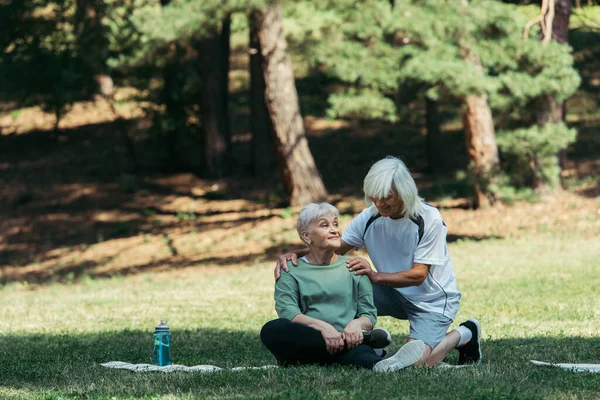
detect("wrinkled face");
top-left (369, 192), bottom-right (404, 219)
top-left (302, 213), bottom-right (341, 250)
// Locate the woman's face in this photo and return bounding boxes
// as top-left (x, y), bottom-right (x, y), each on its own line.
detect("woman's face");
top-left (304, 213), bottom-right (341, 250)
top-left (369, 192), bottom-right (404, 219)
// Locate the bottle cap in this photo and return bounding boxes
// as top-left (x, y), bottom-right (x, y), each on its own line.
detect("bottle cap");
top-left (155, 320), bottom-right (170, 331)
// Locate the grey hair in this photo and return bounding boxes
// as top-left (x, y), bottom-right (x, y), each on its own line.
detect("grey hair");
top-left (363, 156), bottom-right (424, 219)
top-left (296, 203), bottom-right (340, 244)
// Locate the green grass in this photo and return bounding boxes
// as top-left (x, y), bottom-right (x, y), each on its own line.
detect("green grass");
top-left (1, 231), bottom-right (600, 399)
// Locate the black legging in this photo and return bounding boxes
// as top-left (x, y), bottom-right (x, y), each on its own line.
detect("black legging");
top-left (260, 318), bottom-right (382, 369)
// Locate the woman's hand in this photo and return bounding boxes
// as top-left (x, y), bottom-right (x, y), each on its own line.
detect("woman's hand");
top-left (347, 257), bottom-right (376, 280)
top-left (342, 319), bottom-right (365, 349)
top-left (319, 323), bottom-right (345, 354)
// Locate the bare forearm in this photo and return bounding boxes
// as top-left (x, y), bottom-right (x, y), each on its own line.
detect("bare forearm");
top-left (354, 316), bottom-right (373, 331)
top-left (371, 265), bottom-right (429, 288)
top-left (291, 314), bottom-right (333, 333)
top-left (335, 240), bottom-right (353, 256)
top-left (293, 313), bottom-right (344, 354)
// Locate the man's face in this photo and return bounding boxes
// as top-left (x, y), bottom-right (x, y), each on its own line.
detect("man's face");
top-left (369, 192), bottom-right (404, 219)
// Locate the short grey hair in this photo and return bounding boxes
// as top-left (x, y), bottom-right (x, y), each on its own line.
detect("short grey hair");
top-left (296, 203), bottom-right (340, 244)
top-left (363, 156), bottom-right (424, 219)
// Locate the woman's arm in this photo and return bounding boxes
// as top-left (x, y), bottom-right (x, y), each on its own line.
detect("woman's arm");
top-left (342, 272), bottom-right (377, 349)
top-left (291, 314), bottom-right (345, 354)
top-left (343, 316), bottom-right (373, 349)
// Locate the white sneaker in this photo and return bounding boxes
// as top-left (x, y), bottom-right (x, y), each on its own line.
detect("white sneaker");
top-left (372, 340), bottom-right (425, 372)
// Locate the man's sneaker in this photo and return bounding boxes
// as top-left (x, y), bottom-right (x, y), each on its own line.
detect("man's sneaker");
top-left (458, 318), bottom-right (482, 365)
top-left (363, 328), bottom-right (392, 349)
top-left (372, 340), bottom-right (425, 372)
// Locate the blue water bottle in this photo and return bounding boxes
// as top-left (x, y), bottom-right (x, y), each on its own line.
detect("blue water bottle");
top-left (153, 320), bottom-right (172, 366)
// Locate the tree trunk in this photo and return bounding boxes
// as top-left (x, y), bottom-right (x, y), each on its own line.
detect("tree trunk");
top-left (162, 42), bottom-right (186, 171)
top-left (249, 11), bottom-right (275, 177)
top-left (536, 93), bottom-right (566, 179)
top-left (76, 0), bottom-right (141, 168)
top-left (425, 98), bottom-right (444, 176)
top-left (158, 0), bottom-right (185, 171)
top-left (462, 51), bottom-right (499, 209)
top-left (255, 4), bottom-right (327, 206)
top-left (551, 0), bottom-right (572, 44)
top-left (198, 34), bottom-right (228, 177)
top-left (220, 14), bottom-right (232, 152)
top-left (75, 0), bottom-right (111, 95)
top-left (539, 0), bottom-right (572, 182)
top-left (551, 0), bottom-right (572, 171)
top-left (463, 92), bottom-right (499, 209)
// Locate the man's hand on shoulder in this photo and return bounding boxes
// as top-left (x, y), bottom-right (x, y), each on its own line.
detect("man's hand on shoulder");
top-left (346, 256), bottom-right (376, 281)
top-left (274, 252), bottom-right (297, 280)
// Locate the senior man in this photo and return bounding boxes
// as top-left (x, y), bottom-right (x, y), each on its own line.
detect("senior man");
top-left (275, 156), bottom-right (481, 366)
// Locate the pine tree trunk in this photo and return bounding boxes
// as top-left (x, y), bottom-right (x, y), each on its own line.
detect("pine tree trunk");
top-left (198, 35), bottom-right (228, 177)
top-left (220, 14), bottom-right (232, 152)
top-left (552, 0), bottom-right (572, 44)
top-left (536, 94), bottom-right (565, 193)
top-left (462, 52), bottom-right (499, 209)
top-left (75, 0), bottom-right (111, 95)
top-left (249, 11), bottom-right (275, 177)
top-left (537, 0), bottom-right (572, 187)
top-left (425, 98), bottom-right (444, 176)
top-left (162, 42), bottom-right (186, 171)
top-left (76, 1), bottom-right (139, 168)
top-left (159, 0), bottom-right (185, 171)
top-left (255, 4), bottom-right (327, 206)
top-left (551, 0), bottom-right (572, 171)
top-left (463, 93), bottom-right (499, 209)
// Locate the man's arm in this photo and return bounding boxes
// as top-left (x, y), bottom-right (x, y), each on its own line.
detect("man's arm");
top-left (347, 258), bottom-right (430, 288)
top-left (274, 240), bottom-right (354, 280)
top-left (336, 240), bottom-right (354, 256)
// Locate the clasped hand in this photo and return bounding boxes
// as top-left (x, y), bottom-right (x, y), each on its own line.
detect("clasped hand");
top-left (320, 320), bottom-right (364, 354)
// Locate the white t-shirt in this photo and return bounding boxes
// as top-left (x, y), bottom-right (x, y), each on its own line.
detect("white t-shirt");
top-left (342, 203), bottom-right (460, 320)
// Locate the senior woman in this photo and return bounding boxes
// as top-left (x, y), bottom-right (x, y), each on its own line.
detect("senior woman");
top-left (260, 203), bottom-right (425, 371)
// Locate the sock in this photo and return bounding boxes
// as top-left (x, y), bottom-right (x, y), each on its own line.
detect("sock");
top-left (455, 326), bottom-right (472, 348)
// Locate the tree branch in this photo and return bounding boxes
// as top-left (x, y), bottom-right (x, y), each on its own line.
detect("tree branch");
top-left (523, 0), bottom-right (555, 43)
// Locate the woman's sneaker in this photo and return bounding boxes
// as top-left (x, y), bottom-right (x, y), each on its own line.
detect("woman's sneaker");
top-left (362, 328), bottom-right (392, 348)
top-left (457, 318), bottom-right (482, 365)
top-left (373, 340), bottom-right (425, 372)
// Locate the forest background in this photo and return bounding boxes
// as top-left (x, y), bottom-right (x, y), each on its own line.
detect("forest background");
top-left (1, 0), bottom-right (599, 399)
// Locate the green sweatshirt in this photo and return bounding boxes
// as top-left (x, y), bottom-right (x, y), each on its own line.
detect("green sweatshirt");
top-left (274, 256), bottom-right (377, 332)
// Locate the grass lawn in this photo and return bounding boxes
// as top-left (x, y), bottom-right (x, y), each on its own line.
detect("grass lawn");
top-left (1, 5), bottom-right (599, 399)
top-left (2, 231), bottom-right (599, 399)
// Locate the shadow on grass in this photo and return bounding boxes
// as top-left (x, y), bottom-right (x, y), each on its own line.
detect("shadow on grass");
top-left (2, 66), bottom-right (598, 291)
top-left (0, 328), bottom-right (273, 398)
top-left (3, 231), bottom-right (500, 286)
top-left (1, 331), bottom-right (599, 399)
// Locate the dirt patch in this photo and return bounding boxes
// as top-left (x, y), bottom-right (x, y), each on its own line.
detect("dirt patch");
top-left (1, 96), bottom-right (598, 285)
